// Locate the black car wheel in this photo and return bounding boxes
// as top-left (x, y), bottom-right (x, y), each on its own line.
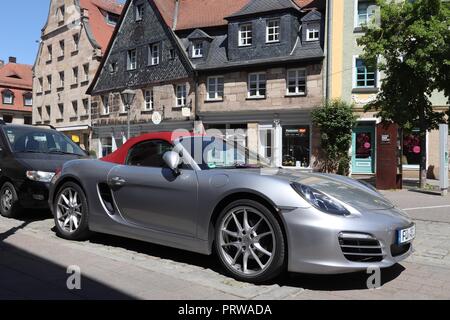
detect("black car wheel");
top-left (214, 199), bottom-right (286, 283)
top-left (54, 182), bottom-right (91, 241)
top-left (0, 182), bottom-right (22, 218)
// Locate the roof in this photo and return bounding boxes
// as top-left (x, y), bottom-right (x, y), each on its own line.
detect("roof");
top-left (162, 0), bottom-right (324, 31)
top-left (80, 0), bottom-right (124, 52)
top-left (226, 0), bottom-right (300, 20)
top-left (0, 62), bottom-right (33, 90)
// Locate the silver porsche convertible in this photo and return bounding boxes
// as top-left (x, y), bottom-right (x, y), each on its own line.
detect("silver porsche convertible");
top-left (49, 132), bottom-right (415, 283)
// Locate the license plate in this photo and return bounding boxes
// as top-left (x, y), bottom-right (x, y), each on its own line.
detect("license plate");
top-left (397, 225), bottom-right (416, 244)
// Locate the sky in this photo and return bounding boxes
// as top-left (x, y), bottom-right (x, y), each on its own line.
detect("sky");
top-left (0, 0), bottom-right (126, 66)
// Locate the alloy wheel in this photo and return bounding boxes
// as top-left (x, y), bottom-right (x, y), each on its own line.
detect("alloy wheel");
top-left (56, 187), bottom-right (83, 233)
top-left (1, 188), bottom-right (13, 212)
top-left (219, 206), bottom-right (276, 277)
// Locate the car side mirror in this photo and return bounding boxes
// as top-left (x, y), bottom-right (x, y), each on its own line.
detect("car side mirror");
top-left (163, 151), bottom-right (181, 176)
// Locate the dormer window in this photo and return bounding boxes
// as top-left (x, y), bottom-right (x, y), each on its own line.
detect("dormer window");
top-left (239, 24), bottom-right (252, 47)
top-left (107, 13), bottom-right (119, 26)
top-left (192, 41), bottom-right (204, 58)
top-left (2, 90), bottom-right (14, 105)
top-left (127, 49), bottom-right (137, 70)
top-left (266, 19), bottom-right (280, 43)
top-left (149, 43), bottom-right (160, 66)
top-left (24, 93), bottom-right (33, 106)
top-left (136, 4), bottom-right (144, 21)
top-left (306, 28), bottom-right (320, 41)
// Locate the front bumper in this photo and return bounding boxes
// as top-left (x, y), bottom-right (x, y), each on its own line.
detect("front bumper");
top-left (16, 180), bottom-right (50, 209)
top-left (282, 206), bottom-right (414, 274)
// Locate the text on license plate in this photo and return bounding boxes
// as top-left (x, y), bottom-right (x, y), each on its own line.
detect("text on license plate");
top-left (397, 225), bottom-right (416, 244)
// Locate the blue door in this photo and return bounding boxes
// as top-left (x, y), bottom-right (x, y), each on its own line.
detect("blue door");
top-left (352, 126), bottom-right (375, 174)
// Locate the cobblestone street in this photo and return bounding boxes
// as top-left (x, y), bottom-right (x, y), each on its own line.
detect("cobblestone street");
top-left (0, 189), bottom-right (449, 300)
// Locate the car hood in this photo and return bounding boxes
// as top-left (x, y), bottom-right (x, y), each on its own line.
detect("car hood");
top-left (273, 169), bottom-right (394, 211)
top-left (15, 153), bottom-right (85, 172)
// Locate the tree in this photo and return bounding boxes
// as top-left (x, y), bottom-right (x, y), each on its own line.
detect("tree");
top-left (312, 99), bottom-right (358, 174)
top-left (357, 0), bottom-right (450, 188)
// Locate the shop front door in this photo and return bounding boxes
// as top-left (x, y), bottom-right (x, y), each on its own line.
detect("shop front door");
top-left (352, 126), bottom-right (376, 174)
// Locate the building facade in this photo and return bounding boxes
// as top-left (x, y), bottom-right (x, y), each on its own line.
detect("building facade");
top-left (33, 0), bottom-right (123, 151)
top-left (327, 0), bottom-right (449, 178)
top-left (88, 0), bottom-right (326, 169)
top-left (0, 57), bottom-right (33, 125)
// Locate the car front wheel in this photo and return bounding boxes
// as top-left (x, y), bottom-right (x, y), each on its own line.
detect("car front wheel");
top-left (0, 182), bottom-right (22, 218)
top-left (54, 182), bottom-right (90, 241)
top-left (214, 200), bottom-right (286, 283)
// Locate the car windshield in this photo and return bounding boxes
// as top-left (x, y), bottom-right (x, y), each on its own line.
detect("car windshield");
top-left (177, 136), bottom-right (272, 170)
top-left (2, 126), bottom-right (86, 156)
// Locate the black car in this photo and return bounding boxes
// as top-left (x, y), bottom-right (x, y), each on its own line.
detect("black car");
top-left (0, 121), bottom-right (87, 218)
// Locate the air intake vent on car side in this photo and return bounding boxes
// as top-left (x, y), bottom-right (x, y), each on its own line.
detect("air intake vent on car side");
top-left (338, 233), bottom-right (384, 263)
top-left (98, 183), bottom-right (116, 214)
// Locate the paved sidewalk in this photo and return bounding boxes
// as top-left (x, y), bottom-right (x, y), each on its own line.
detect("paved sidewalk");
top-left (0, 189), bottom-right (449, 300)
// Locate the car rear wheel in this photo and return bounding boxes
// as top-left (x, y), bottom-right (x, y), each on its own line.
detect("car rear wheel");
top-left (0, 182), bottom-right (22, 218)
top-left (54, 182), bottom-right (90, 241)
top-left (214, 200), bottom-right (286, 283)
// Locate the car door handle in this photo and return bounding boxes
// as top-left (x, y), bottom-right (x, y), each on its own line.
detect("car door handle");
top-left (110, 177), bottom-right (126, 187)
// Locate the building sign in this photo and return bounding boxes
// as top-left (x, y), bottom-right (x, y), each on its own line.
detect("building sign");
top-left (381, 134), bottom-right (391, 144)
top-left (152, 111), bottom-right (162, 125)
top-left (182, 107), bottom-right (191, 118)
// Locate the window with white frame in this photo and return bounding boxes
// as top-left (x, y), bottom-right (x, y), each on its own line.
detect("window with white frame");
top-left (127, 49), bottom-right (137, 70)
top-left (357, 1), bottom-right (376, 27)
top-left (239, 24), bottom-right (252, 46)
top-left (149, 43), bottom-right (160, 66)
top-left (266, 19), bottom-right (280, 43)
top-left (207, 76), bottom-right (224, 101)
top-left (2, 90), bottom-right (13, 104)
top-left (144, 89), bottom-right (154, 110)
top-left (102, 95), bottom-right (110, 115)
top-left (72, 67), bottom-right (78, 84)
top-left (192, 41), bottom-right (204, 58)
top-left (248, 73), bottom-right (266, 98)
top-left (24, 93), bottom-right (32, 106)
top-left (176, 84), bottom-right (187, 107)
top-left (306, 28), bottom-right (320, 41)
top-left (287, 69), bottom-right (307, 95)
top-left (354, 58), bottom-right (376, 88)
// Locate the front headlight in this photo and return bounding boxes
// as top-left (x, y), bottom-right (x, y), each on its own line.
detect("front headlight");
top-left (292, 182), bottom-right (350, 216)
top-left (26, 171), bottom-right (56, 183)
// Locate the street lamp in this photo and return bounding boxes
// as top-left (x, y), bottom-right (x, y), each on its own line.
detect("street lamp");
top-left (120, 89), bottom-right (136, 140)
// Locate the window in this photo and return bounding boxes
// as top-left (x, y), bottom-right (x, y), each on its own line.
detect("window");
top-left (102, 96), bottom-right (110, 115)
top-left (72, 101), bottom-right (78, 116)
top-left (239, 24), bottom-right (252, 46)
top-left (38, 78), bottom-right (43, 93)
top-left (47, 75), bottom-right (52, 91)
top-left (248, 73), bottom-right (266, 98)
top-left (72, 67), bottom-right (79, 84)
top-left (357, 1), bottom-right (376, 27)
top-left (45, 105), bottom-right (51, 119)
top-left (282, 126), bottom-right (310, 168)
top-left (2, 115), bottom-right (13, 124)
top-left (109, 62), bottom-right (118, 74)
top-left (126, 140), bottom-right (173, 168)
top-left (355, 58), bottom-right (376, 88)
top-left (127, 49), bottom-right (137, 70)
top-left (107, 13), bottom-right (119, 25)
top-left (73, 34), bottom-right (79, 51)
top-left (306, 28), bottom-right (320, 41)
top-left (59, 40), bottom-right (65, 57)
top-left (24, 116), bottom-right (32, 125)
top-left (83, 63), bottom-right (89, 82)
top-left (135, 4), bottom-right (144, 21)
top-left (287, 69), bottom-right (307, 95)
top-left (58, 103), bottom-right (64, 119)
top-left (266, 19), bottom-right (280, 43)
top-left (47, 45), bottom-right (53, 61)
top-left (24, 93), bottom-right (32, 106)
top-left (192, 41), bottom-right (203, 58)
top-left (59, 71), bottom-right (65, 88)
top-left (149, 43), bottom-right (160, 66)
top-left (58, 5), bottom-right (65, 22)
top-left (82, 98), bottom-right (89, 115)
top-left (144, 89), bottom-right (153, 110)
top-left (2, 90), bottom-right (13, 104)
top-left (37, 107), bottom-right (42, 119)
top-left (176, 84), bottom-right (187, 107)
top-left (207, 76), bottom-right (224, 101)
top-left (403, 130), bottom-right (423, 167)
top-left (169, 49), bottom-right (176, 60)
top-left (101, 137), bottom-right (113, 157)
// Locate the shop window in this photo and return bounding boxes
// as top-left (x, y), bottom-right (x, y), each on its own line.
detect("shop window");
top-left (282, 126), bottom-right (310, 167)
top-left (403, 130), bottom-right (422, 166)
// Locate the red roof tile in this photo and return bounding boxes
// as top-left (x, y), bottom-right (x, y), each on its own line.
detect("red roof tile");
top-left (80, 0), bottom-right (124, 53)
top-left (0, 62), bottom-right (32, 90)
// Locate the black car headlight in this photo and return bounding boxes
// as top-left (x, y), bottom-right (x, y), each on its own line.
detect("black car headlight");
top-left (292, 182), bottom-right (350, 216)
